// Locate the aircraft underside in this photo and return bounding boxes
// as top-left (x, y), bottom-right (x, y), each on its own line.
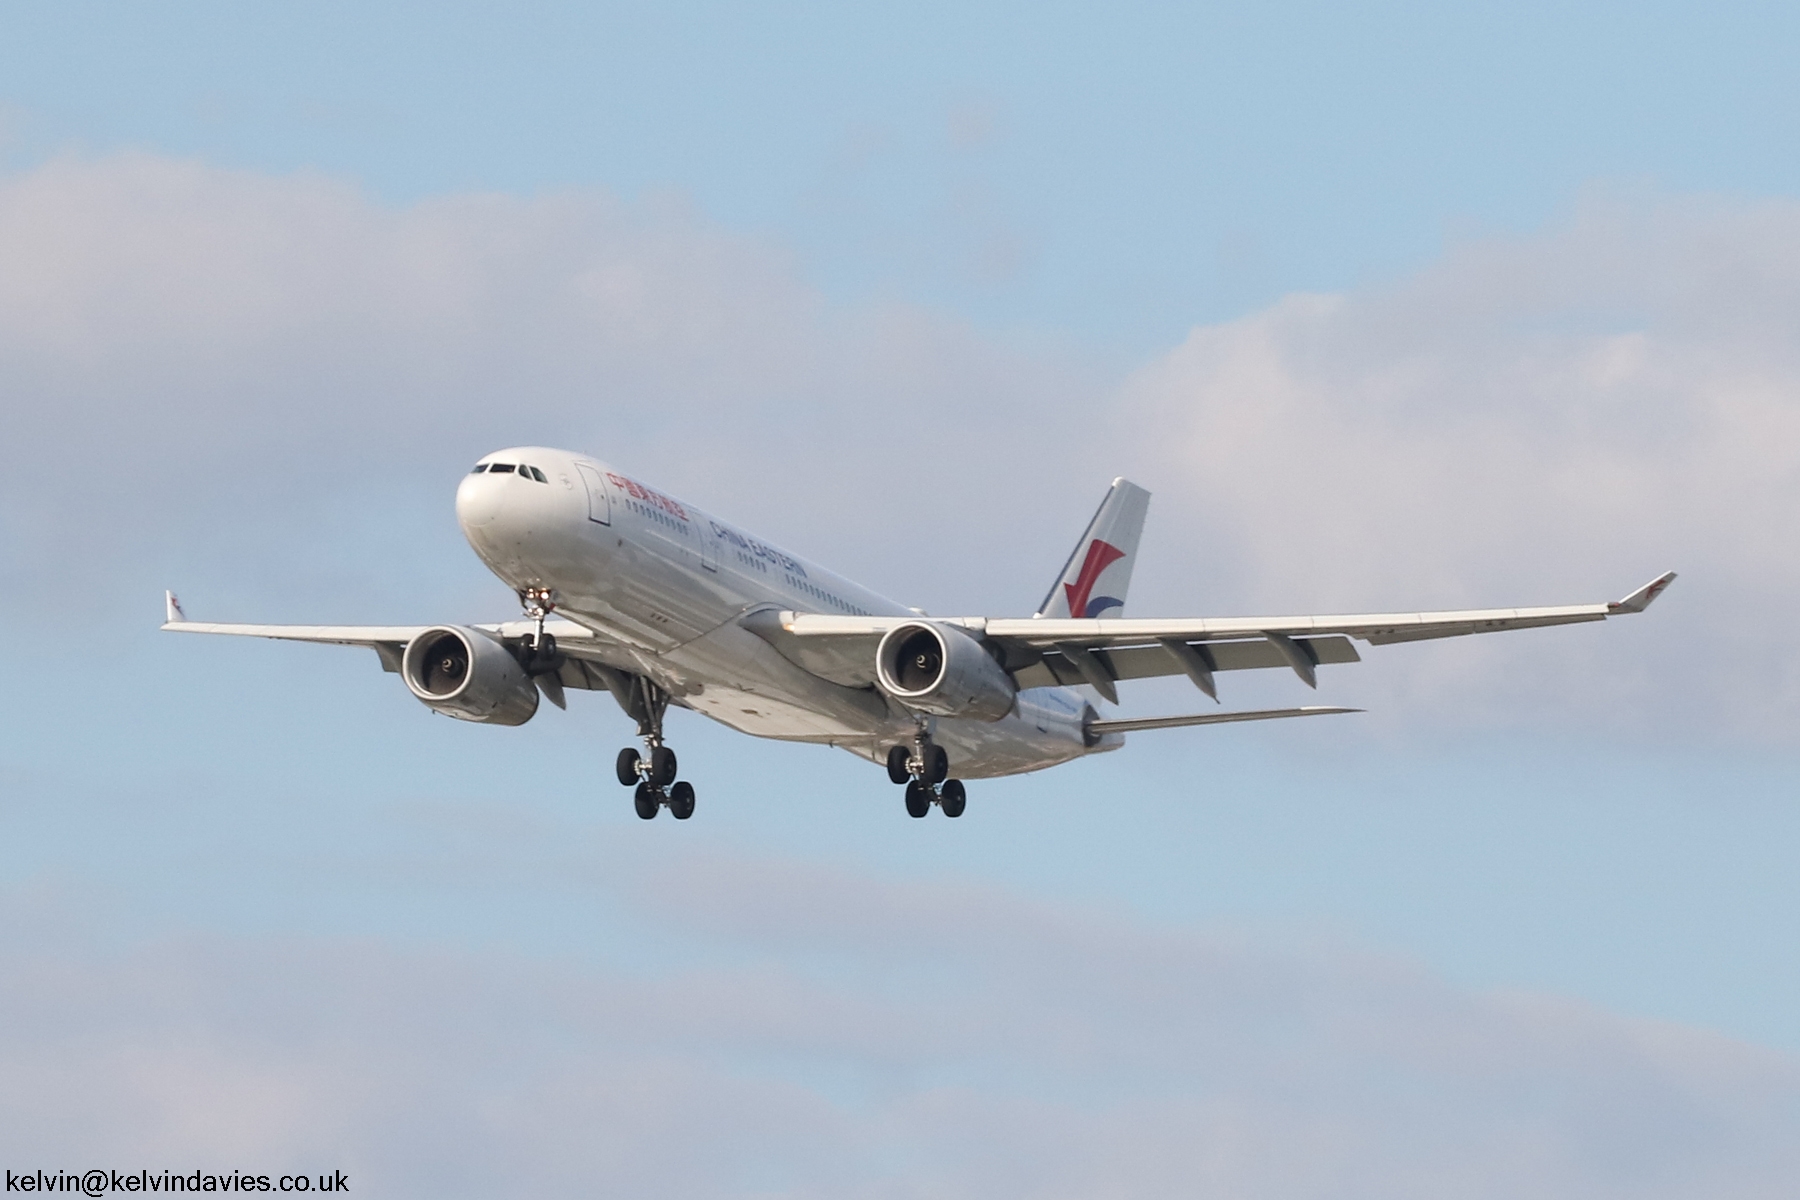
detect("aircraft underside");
top-left (576, 604), bottom-right (1107, 809)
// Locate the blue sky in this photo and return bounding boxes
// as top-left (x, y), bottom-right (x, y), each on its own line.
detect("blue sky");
top-left (3, 4), bottom-right (1799, 1194)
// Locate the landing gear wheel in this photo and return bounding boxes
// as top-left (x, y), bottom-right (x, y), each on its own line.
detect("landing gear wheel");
top-left (616, 747), bottom-right (642, 787)
top-left (904, 780), bottom-right (933, 819)
top-left (924, 745), bottom-right (949, 786)
top-left (668, 780), bottom-right (696, 820)
top-left (633, 782), bottom-right (660, 820)
top-left (649, 745), bottom-right (678, 788)
top-left (886, 745), bottom-right (911, 785)
top-left (939, 779), bottom-right (966, 818)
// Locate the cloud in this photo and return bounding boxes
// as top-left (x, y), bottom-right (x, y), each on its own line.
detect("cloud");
top-left (1114, 189), bottom-right (1800, 739)
top-left (0, 148), bottom-right (1093, 481)
top-left (2, 852), bottom-right (1795, 1198)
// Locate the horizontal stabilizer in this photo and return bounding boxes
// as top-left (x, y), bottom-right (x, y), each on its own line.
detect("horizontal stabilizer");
top-left (1088, 706), bottom-right (1361, 735)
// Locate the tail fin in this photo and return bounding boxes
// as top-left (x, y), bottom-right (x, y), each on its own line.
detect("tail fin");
top-left (1035, 478), bottom-right (1151, 619)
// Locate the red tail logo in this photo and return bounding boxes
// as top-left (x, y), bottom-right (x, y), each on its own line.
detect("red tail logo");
top-left (1063, 539), bottom-right (1125, 618)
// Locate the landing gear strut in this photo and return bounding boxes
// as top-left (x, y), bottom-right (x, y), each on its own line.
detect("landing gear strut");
top-left (518, 586), bottom-right (560, 671)
top-left (616, 674), bottom-right (695, 819)
top-left (888, 723), bottom-right (966, 818)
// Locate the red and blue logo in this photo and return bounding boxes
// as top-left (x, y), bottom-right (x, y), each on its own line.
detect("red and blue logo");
top-left (1064, 539), bottom-right (1125, 618)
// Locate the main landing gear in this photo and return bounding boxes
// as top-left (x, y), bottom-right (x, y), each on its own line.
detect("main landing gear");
top-left (886, 732), bottom-right (967, 818)
top-left (614, 675), bottom-right (696, 820)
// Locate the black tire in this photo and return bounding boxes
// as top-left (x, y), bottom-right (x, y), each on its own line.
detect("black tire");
top-left (669, 780), bottom-right (696, 820)
top-left (650, 745), bottom-right (678, 787)
top-left (633, 782), bottom-right (660, 820)
top-left (886, 745), bottom-right (911, 785)
top-left (616, 747), bottom-right (642, 787)
top-left (939, 779), bottom-right (966, 818)
top-left (925, 745), bottom-right (949, 786)
top-left (904, 780), bottom-right (933, 818)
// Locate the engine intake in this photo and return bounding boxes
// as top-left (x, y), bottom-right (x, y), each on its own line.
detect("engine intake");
top-left (875, 622), bottom-right (1016, 721)
top-left (401, 626), bottom-right (539, 725)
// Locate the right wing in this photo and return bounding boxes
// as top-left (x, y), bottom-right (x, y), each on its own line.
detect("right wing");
top-left (160, 592), bottom-right (640, 700)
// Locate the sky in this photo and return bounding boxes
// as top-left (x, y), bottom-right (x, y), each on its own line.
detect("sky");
top-left (2, 3), bottom-right (1799, 1196)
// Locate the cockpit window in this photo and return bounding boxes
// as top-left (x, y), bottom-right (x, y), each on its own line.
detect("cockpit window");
top-left (528, 466), bottom-right (548, 482)
top-left (488, 463), bottom-right (516, 474)
top-left (470, 464), bottom-right (488, 473)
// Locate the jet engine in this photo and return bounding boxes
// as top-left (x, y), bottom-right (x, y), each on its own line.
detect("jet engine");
top-left (875, 622), bottom-right (1016, 721)
top-left (401, 625), bottom-right (540, 725)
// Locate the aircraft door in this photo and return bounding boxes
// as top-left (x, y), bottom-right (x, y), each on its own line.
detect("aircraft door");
top-left (700, 519), bottom-right (721, 572)
top-left (574, 462), bottom-right (611, 525)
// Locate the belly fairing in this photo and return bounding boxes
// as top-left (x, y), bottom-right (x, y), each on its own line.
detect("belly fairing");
top-left (916, 689), bottom-right (1101, 779)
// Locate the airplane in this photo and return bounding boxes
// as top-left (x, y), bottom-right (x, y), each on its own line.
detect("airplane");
top-left (163, 447), bottom-right (1676, 820)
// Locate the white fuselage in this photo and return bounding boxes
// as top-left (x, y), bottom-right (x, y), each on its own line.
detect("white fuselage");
top-left (454, 447), bottom-right (1113, 779)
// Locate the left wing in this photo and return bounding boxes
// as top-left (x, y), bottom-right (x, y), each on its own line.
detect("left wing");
top-left (750, 571), bottom-right (1676, 702)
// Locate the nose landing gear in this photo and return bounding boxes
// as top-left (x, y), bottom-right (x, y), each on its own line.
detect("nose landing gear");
top-left (518, 587), bottom-right (559, 669)
top-left (888, 726), bottom-right (966, 818)
top-left (616, 674), bottom-right (695, 819)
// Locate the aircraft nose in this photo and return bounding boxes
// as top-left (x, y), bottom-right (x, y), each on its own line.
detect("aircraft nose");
top-left (456, 471), bottom-right (506, 529)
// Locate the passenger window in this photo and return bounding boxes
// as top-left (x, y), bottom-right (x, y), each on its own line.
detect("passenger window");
top-left (489, 464), bottom-right (516, 474)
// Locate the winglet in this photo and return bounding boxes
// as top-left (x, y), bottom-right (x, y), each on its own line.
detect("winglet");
top-left (165, 590), bottom-right (188, 623)
top-left (1608, 571), bottom-right (1677, 614)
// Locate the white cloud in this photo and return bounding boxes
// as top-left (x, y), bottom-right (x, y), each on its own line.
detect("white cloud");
top-left (1114, 190), bottom-right (1800, 739)
top-left (2, 854), bottom-right (1795, 1198)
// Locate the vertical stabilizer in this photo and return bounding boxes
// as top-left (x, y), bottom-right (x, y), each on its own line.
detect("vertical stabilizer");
top-left (1035, 479), bottom-right (1151, 619)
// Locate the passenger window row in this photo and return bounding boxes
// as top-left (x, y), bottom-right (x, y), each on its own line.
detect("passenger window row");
top-left (471, 463), bottom-right (549, 483)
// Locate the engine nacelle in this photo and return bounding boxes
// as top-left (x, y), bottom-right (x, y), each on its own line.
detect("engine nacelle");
top-left (401, 625), bottom-right (539, 726)
top-left (875, 622), bottom-right (1016, 721)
